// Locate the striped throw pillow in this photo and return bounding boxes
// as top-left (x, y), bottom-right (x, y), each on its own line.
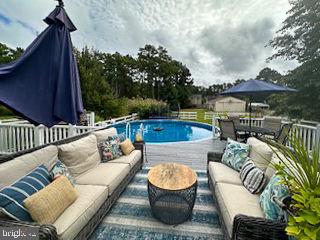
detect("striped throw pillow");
top-left (0, 165), bottom-right (51, 221)
top-left (240, 160), bottom-right (267, 194)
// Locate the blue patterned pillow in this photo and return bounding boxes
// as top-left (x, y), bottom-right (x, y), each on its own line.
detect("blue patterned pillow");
top-left (260, 175), bottom-right (290, 220)
top-left (50, 160), bottom-right (75, 185)
top-left (0, 165), bottom-right (51, 221)
top-left (108, 133), bottom-right (126, 143)
top-left (221, 138), bottom-right (250, 171)
top-left (99, 139), bottom-right (122, 162)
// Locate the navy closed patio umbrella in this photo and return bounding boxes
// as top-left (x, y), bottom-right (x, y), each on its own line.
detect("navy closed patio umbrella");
top-left (220, 79), bottom-right (297, 127)
top-left (0, 1), bottom-right (83, 127)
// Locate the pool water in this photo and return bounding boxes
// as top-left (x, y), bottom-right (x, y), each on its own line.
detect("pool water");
top-left (112, 120), bottom-right (213, 143)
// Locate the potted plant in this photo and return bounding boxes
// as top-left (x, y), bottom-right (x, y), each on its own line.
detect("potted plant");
top-left (268, 136), bottom-right (320, 240)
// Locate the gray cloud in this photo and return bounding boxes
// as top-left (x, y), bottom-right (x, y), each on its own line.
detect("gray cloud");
top-left (0, 0), bottom-right (298, 85)
top-left (200, 18), bottom-right (274, 73)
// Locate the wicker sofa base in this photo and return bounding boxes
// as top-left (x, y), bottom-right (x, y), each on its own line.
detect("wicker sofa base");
top-left (208, 169), bottom-right (288, 240)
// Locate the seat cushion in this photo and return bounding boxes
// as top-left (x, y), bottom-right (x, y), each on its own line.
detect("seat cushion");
top-left (75, 163), bottom-right (130, 195)
top-left (215, 183), bottom-right (264, 238)
top-left (58, 135), bottom-right (100, 177)
top-left (53, 184), bottom-right (108, 240)
top-left (247, 137), bottom-right (273, 172)
top-left (92, 128), bottom-right (117, 143)
top-left (208, 162), bottom-right (242, 186)
top-left (0, 145), bottom-right (58, 189)
top-left (108, 150), bottom-right (141, 168)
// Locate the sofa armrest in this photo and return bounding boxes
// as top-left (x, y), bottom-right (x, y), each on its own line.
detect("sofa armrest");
top-left (0, 219), bottom-right (58, 240)
top-left (207, 151), bottom-right (223, 164)
top-left (233, 214), bottom-right (288, 240)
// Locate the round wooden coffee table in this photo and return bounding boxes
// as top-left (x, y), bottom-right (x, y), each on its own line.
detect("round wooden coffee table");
top-left (147, 163), bottom-right (198, 224)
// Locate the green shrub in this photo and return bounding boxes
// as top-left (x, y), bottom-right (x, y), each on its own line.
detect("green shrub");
top-left (127, 98), bottom-right (168, 119)
top-left (0, 105), bottom-right (14, 117)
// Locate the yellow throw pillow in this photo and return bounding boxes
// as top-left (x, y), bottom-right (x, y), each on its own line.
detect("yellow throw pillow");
top-left (120, 139), bottom-right (135, 155)
top-left (24, 176), bottom-right (78, 224)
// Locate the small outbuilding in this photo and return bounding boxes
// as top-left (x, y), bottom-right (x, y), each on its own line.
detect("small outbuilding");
top-left (207, 96), bottom-right (246, 112)
top-left (189, 94), bottom-right (203, 108)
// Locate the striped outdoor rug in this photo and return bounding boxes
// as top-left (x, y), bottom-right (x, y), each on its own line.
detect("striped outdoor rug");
top-left (90, 168), bottom-right (224, 240)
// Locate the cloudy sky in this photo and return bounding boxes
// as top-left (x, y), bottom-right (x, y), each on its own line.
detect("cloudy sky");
top-left (0, 0), bottom-right (297, 86)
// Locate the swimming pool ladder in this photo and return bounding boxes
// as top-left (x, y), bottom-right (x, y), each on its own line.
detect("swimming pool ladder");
top-left (125, 122), bottom-right (131, 139)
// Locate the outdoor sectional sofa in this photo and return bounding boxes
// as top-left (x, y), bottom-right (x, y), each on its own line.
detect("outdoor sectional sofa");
top-left (0, 127), bottom-right (143, 240)
top-left (207, 137), bottom-right (288, 240)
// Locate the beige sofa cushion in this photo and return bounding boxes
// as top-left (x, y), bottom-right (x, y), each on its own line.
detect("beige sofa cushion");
top-left (108, 150), bottom-right (141, 168)
top-left (53, 184), bottom-right (108, 240)
top-left (75, 163), bottom-right (130, 195)
top-left (92, 128), bottom-right (117, 143)
top-left (215, 183), bottom-right (264, 238)
top-left (247, 137), bottom-right (273, 172)
top-left (208, 162), bottom-right (242, 186)
top-left (0, 145), bottom-right (58, 189)
top-left (58, 135), bottom-right (100, 177)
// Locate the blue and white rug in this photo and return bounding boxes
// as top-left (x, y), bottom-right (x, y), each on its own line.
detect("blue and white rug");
top-left (90, 168), bottom-right (224, 240)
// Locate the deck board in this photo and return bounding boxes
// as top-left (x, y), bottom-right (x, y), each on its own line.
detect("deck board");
top-left (145, 139), bottom-right (226, 170)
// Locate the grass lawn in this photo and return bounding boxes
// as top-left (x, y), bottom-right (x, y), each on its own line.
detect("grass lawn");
top-left (181, 108), bottom-right (212, 124)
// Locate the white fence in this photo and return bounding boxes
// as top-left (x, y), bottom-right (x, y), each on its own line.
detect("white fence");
top-left (0, 114), bottom-right (138, 154)
top-left (172, 111), bottom-right (197, 120)
top-left (212, 115), bottom-right (320, 152)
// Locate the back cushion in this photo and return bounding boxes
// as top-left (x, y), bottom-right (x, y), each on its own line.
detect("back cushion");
top-left (247, 137), bottom-right (273, 172)
top-left (92, 128), bottom-right (117, 143)
top-left (0, 145), bottom-right (58, 189)
top-left (265, 151), bottom-right (297, 182)
top-left (58, 135), bottom-right (100, 177)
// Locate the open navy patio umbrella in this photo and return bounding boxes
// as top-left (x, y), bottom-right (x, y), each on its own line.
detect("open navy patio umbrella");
top-left (220, 79), bottom-right (297, 127)
top-left (0, 0), bottom-right (83, 127)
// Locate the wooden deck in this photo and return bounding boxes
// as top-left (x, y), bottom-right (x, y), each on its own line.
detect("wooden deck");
top-left (145, 138), bottom-right (226, 171)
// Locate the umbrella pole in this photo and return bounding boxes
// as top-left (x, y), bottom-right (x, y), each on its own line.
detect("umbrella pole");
top-left (249, 98), bottom-right (252, 129)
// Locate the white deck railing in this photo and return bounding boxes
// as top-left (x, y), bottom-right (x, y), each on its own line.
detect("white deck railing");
top-left (172, 111), bottom-right (197, 120)
top-left (0, 113), bottom-right (138, 154)
top-left (95, 114), bottom-right (138, 127)
top-left (212, 115), bottom-right (320, 152)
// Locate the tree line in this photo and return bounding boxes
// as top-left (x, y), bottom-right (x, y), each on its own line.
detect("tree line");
top-left (0, 0), bottom-right (319, 121)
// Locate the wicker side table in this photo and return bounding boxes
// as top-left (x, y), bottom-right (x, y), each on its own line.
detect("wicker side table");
top-left (147, 163), bottom-right (197, 225)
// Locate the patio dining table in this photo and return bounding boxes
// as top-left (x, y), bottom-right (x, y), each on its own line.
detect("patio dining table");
top-left (235, 125), bottom-right (278, 138)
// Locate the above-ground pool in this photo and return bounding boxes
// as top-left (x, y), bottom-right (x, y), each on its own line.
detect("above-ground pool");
top-left (111, 120), bottom-right (213, 143)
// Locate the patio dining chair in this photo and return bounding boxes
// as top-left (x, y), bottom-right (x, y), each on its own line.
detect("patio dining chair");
top-left (228, 115), bottom-right (241, 126)
top-left (262, 116), bottom-right (282, 134)
top-left (274, 123), bottom-right (293, 145)
top-left (218, 119), bottom-right (238, 141)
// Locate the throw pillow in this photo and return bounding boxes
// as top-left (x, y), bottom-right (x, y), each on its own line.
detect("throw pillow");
top-left (221, 138), bottom-right (250, 171)
top-left (0, 165), bottom-right (51, 221)
top-left (50, 160), bottom-right (75, 185)
top-left (260, 175), bottom-right (290, 220)
top-left (240, 160), bottom-right (267, 194)
top-left (120, 139), bottom-right (135, 156)
top-left (99, 139), bottom-right (122, 162)
top-left (24, 176), bottom-right (78, 224)
top-left (108, 133), bottom-right (126, 143)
